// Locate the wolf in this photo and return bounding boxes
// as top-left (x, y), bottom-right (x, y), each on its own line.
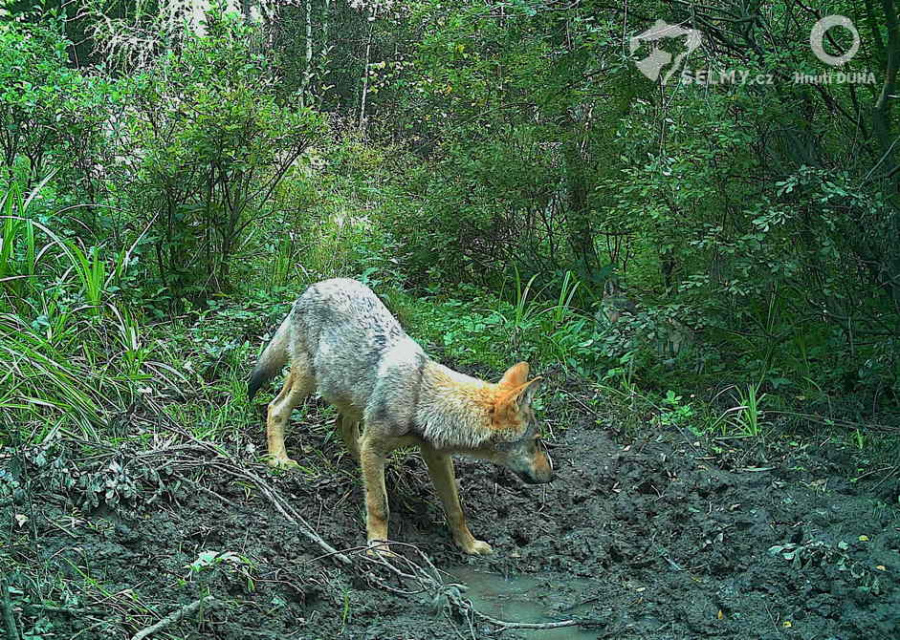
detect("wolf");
top-left (248, 278), bottom-right (553, 555)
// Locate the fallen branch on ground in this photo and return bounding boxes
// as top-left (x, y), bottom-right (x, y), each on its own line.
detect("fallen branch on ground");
top-left (141, 412), bottom-right (601, 636)
top-left (25, 603), bottom-right (104, 615)
top-left (129, 595), bottom-right (216, 640)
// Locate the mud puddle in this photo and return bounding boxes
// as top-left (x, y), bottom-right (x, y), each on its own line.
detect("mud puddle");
top-left (447, 567), bottom-right (598, 639)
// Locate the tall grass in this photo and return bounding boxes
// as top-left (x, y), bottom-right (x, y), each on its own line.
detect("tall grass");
top-left (0, 186), bottom-right (36, 295)
top-left (501, 267), bottom-right (583, 332)
top-left (0, 178), bottom-right (143, 443)
top-left (712, 383), bottom-right (768, 438)
top-left (68, 244), bottom-right (107, 313)
top-left (0, 313), bottom-right (111, 441)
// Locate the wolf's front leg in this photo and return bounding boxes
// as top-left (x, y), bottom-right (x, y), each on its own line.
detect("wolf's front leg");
top-left (359, 434), bottom-right (392, 554)
top-left (420, 444), bottom-right (493, 555)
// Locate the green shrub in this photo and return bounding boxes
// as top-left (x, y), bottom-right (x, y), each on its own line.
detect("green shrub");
top-left (121, 9), bottom-right (326, 297)
top-left (0, 19), bottom-right (112, 195)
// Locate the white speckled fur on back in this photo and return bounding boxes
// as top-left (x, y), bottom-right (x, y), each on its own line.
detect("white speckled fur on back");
top-left (277, 278), bottom-right (504, 449)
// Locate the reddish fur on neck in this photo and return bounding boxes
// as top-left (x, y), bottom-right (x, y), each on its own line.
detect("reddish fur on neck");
top-left (423, 362), bottom-right (536, 441)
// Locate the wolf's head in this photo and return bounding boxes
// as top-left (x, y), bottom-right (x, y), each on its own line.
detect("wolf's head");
top-left (479, 362), bottom-right (553, 484)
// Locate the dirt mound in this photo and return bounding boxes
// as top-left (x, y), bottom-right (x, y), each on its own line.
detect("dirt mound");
top-left (2, 399), bottom-right (899, 639)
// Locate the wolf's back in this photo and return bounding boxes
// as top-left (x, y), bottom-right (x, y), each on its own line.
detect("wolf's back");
top-left (297, 279), bottom-right (408, 400)
top-left (248, 279), bottom-right (408, 402)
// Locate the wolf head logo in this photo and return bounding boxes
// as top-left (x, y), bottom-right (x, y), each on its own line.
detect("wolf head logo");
top-left (630, 19), bottom-right (702, 84)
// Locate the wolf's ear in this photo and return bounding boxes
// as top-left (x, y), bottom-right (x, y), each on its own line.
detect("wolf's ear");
top-left (516, 376), bottom-right (542, 407)
top-left (495, 377), bottom-right (542, 413)
top-left (498, 362), bottom-right (530, 388)
top-left (491, 377), bottom-right (542, 437)
top-left (511, 376), bottom-right (542, 407)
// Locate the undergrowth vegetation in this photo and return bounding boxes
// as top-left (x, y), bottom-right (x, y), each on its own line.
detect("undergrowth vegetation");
top-left (0, 2), bottom-right (897, 455)
top-left (3, 2), bottom-right (900, 637)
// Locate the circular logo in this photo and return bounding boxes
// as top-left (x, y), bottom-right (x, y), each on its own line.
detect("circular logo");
top-left (810, 15), bottom-right (860, 66)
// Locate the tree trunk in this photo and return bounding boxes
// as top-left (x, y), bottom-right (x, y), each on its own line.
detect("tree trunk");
top-left (359, 5), bottom-right (378, 132)
top-left (874, 0), bottom-right (899, 177)
top-left (874, 0), bottom-right (900, 304)
top-left (301, 0), bottom-right (314, 104)
top-left (321, 0), bottom-right (331, 77)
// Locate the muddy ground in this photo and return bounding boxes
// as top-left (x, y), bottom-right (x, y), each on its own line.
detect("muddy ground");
top-left (3, 385), bottom-right (899, 640)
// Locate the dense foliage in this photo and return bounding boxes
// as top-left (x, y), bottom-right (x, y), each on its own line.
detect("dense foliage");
top-left (1, 0), bottom-right (899, 448)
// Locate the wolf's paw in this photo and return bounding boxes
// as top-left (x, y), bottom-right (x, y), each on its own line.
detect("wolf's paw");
top-left (365, 540), bottom-right (398, 559)
top-left (267, 456), bottom-right (299, 470)
top-left (461, 539), bottom-right (493, 556)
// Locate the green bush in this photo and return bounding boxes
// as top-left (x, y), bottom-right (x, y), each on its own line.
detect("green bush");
top-left (121, 9), bottom-right (326, 297)
top-left (0, 19), bottom-right (112, 196)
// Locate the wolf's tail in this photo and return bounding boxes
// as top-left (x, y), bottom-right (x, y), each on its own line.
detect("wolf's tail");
top-left (248, 310), bottom-right (293, 400)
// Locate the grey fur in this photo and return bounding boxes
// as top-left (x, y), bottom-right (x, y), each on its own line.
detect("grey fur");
top-left (248, 314), bottom-right (291, 400)
top-left (251, 279), bottom-right (552, 553)
top-left (250, 278), bottom-right (531, 449)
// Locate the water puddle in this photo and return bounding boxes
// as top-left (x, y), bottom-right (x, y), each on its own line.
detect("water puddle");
top-left (446, 566), bottom-right (599, 639)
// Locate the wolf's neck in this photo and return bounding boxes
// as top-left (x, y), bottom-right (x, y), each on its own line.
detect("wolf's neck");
top-left (415, 361), bottom-right (497, 449)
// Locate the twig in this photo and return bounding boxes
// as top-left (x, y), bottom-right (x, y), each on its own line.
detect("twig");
top-left (209, 463), bottom-right (353, 566)
top-left (25, 603), bottom-right (104, 615)
top-left (129, 596), bottom-right (216, 640)
top-left (478, 616), bottom-right (583, 631)
top-left (766, 411), bottom-right (899, 433)
top-left (146, 422), bottom-right (597, 634)
top-left (449, 587), bottom-right (588, 631)
top-left (1, 577), bottom-right (20, 640)
top-left (174, 474), bottom-right (242, 511)
top-left (872, 465), bottom-right (900, 491)
top-left (41, 516), bottom-right (79, 539)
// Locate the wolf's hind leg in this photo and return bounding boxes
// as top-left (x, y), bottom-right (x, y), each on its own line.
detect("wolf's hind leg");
top-left (266, 361), bottom-right (314, 468)
top-left (420, 444), bottom-right (492, 555)
top-left (337, 414), bottom-right (361, 462)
